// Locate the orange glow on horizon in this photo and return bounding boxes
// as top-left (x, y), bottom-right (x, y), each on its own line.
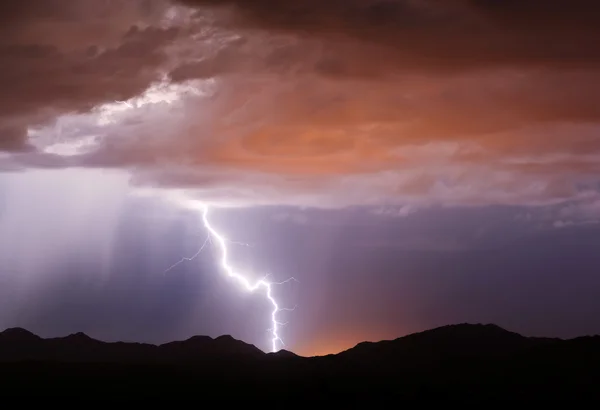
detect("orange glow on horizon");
top-left (296, 326), bottom-right (412, 357)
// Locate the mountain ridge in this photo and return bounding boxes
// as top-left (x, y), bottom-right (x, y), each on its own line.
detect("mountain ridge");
top-left (1, 323), bottom-right (599, 399)
top-left (0, 322), bottom-right (592, 362)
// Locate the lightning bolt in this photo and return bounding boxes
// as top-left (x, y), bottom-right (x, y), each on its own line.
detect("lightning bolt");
top-left (165, 201), bottom-right (297, 353)
top-left (164, 233), bottom-right (211, 274)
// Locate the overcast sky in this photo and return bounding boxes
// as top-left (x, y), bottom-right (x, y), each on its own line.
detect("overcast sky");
top-left (1, 0), bottom-right (600, 356)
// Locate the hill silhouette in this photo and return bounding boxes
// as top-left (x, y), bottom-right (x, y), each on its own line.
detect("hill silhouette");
top-left (1, 323), bottom-right (598, 399)
top-left (0, 328), bottom-right (262, 364)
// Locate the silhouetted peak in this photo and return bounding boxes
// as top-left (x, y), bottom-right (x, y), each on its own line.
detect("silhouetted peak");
top-left (185, 335), bottom-right (213, 343)
top-left (67, 332), bottom-right (93, 340)
top-left (416, 323), bottom-right (525, 341)
top-left (342, 323), bottom-right (530, 361)
top-left (0, 327), bottom-right (40, 341)
top-left (214, 335), bottom-right (263, 353)
top-left (159, 335), bottom-right (211, 349)
top-left (215, 334), bottom-right (236, 342)
top-left (268, 349), bottom-right (298, 358)
top-left (453, 323), bottom-right (507, 332)
top-left (54, 332), bottom-right (104, 346)
top-left (157, 333), bottom-right (263, 360)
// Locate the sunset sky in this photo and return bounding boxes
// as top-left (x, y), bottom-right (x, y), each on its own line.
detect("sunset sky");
top-left (1, 0), bottom-right (600, 356)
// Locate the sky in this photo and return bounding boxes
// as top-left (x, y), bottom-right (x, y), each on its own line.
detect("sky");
top-left (1, 0), bottom-right (600, 356)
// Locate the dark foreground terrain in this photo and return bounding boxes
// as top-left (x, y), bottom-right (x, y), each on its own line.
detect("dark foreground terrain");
top-left (1, 323), bottom-right (598, 399)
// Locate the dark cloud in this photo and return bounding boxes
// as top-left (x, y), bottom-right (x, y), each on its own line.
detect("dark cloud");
top-left (176, 0), bottom-right (600, 72)
top-left (0, 0), bottom-right (599, 212)
top-left (0, 0), bottom-right (173, 151)
top-left (0, 125), bottom-right (32, 152)
top-left (0, 27), bottom-right (177, 117)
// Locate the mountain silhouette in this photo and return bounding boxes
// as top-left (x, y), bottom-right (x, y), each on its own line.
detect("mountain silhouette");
top-left (0, 328), bottom-right (262, 363)
top-left (339, 323), bottom-right (553, 365)
top-left (1, 323), bottom-right (598, 399)
top-left (0, 327), bottom-right (40, 342)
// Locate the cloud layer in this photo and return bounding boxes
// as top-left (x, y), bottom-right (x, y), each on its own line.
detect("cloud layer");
top-left (2, 0), bottom-right (600, 214)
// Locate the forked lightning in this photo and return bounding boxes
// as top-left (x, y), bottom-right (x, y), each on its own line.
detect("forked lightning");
top-left (166, 201), bottom-right (297, 352)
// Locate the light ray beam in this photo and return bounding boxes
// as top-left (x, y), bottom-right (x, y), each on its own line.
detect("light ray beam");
top-left (166, 201), bottom-right (298, 352)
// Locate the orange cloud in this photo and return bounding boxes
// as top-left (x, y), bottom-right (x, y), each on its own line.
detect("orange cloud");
top-left (2, 0), bottom-right (600, 215)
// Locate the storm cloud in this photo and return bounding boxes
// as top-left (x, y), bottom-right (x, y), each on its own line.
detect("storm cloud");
top-left (1, 0), bottom-right (599, 218)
